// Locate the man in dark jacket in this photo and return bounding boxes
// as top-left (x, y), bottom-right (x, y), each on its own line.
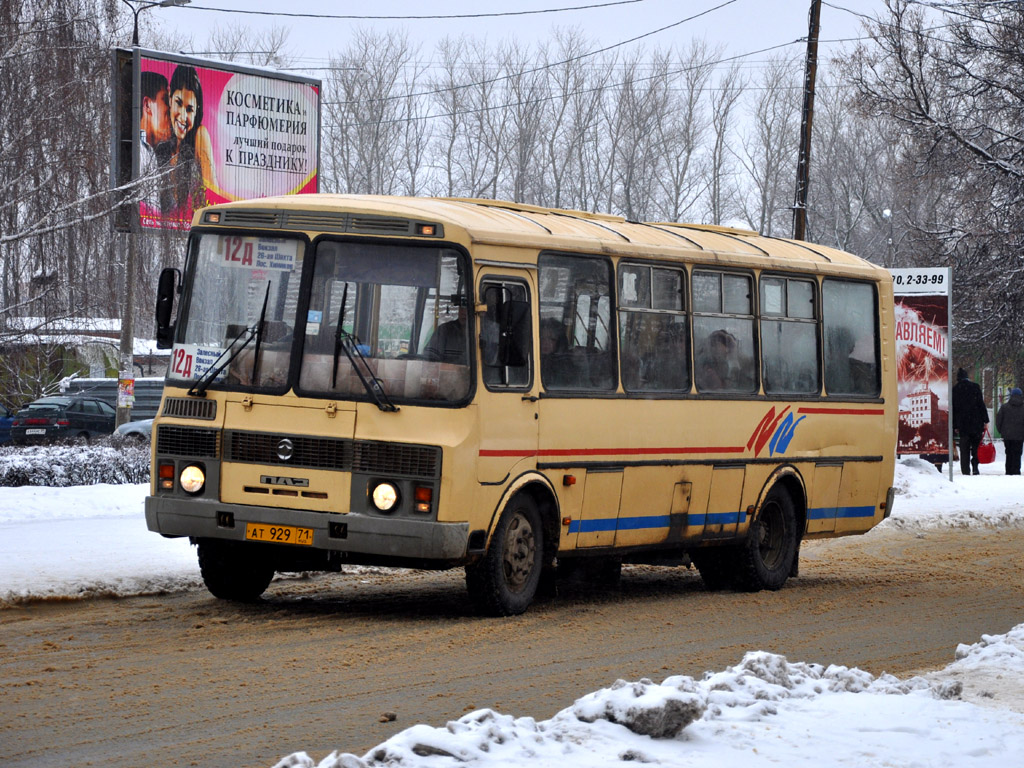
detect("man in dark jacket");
top-left (996, 387), bottom-right (1024, 475)
top-left (952, 368), bottom-right (989, 475)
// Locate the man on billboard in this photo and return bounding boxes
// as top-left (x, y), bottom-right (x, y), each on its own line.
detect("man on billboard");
top-left (139, 71), bottom-right (171, 209)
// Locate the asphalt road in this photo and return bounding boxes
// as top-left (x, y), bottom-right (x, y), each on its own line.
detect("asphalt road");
top-left (2, 525), bottom-right (1023, 768)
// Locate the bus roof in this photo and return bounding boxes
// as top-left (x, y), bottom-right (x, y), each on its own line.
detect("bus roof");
top-left (197, 194), bottom-right (885, 275)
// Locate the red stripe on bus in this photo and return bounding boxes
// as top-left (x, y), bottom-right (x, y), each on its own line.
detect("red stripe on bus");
top-left (797, 407), bottom-right (885, 415)
top-left (480, 446), bottom-right (745, 458)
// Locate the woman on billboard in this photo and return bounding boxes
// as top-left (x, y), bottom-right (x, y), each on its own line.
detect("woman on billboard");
top-left (158, 65), bottom-right (217, 219)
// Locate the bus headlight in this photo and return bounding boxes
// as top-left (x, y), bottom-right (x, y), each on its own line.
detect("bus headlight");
top-left (371, 482), bottom-right (399, 511)
top-left (180, 465), bottom-right (206, 495)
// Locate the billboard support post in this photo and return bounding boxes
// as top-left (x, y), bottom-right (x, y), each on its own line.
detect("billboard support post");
top-left (116, 230), bottom-right (137, 427)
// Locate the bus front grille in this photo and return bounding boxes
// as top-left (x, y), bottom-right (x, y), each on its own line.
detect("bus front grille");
top-left (156, 425), bottom-right (220, 457)
top-left (162, 397), bottom-right (217, 420)
top-left (227, 431), bottom-right (440, 479)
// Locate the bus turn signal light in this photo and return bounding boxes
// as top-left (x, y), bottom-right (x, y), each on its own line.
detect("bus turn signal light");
top-left (414, 485), bottom-right (432, 513)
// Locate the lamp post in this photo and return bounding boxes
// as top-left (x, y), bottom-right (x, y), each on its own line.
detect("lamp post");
top-left (882, 208), bottom-right (894, 267)
top-left (115, 0), bottom-right (190, 427)
top-left (120, 0), bottom-right (190, 47)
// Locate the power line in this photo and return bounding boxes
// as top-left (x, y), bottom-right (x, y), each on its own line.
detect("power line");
top-left (183, 0), bottom-right (655, 22)
top-left (335, 39), bottom-right (802, 128)
top-left (324, 1), bottom-right (738, 108)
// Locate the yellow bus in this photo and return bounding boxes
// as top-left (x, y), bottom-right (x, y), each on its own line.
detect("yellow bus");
top-left (147, 195), bottom-right (897, 614)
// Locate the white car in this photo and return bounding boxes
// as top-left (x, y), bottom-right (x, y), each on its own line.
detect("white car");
top-left (115, 418), bottom-right (153, 442)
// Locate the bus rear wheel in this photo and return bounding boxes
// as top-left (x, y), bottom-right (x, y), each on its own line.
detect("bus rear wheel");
top-left (735, 485), bottom-right (797, 592)
top-left (466, 494), bottom-right (544, 616)
top-left (197, 539), bottom-right (275, 602)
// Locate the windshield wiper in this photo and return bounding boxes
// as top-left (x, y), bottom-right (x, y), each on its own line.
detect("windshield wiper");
top-left (188, 282), bottom-right (271, 397)
top-left (249, 282), bottom-right (272, 386)
top-left (330, 284), bottom-right (398, 412)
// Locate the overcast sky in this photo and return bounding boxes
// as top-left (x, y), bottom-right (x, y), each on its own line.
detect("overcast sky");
top-left (144, 0), bottom-right (889, 80)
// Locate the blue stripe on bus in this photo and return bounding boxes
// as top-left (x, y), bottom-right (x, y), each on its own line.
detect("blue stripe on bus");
top-left (568, 514), bottom-right (671, 534)
top-left (807, 505), bottom-right (877, 520)
top-left (568, 512), bottom-right (743, 533)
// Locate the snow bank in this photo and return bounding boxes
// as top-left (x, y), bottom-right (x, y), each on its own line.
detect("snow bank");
top-left (274, 625), bottom-right (1024, 768)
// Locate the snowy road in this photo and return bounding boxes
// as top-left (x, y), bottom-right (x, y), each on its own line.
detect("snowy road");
top-left (3, 523), bottom-right (1023, 768)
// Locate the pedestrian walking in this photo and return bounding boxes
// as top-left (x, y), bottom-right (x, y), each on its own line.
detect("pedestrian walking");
top-left (952, 368), bottom-right (989, 475)
top-left (996, 387), bottom-right (1024, 475)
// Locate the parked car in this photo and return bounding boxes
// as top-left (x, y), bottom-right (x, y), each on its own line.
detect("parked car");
top-left (115, 418), bottom-right (153, 442)
top-left (10, 396), bottom-right (117, 444)
top-left (0, 405), bottom-right (13, 445)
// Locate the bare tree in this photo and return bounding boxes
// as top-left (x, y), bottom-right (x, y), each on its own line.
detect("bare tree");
top-left (323, 29), bottom-right (424, 195)
top-left (653, 39), bottom-right (716, 222)
top-left (705, 62), bottom-right (745, 226)
top-left (849, 0), bottom-right (1024, 363)
top-left (738, 54), bottom-right (801, 236)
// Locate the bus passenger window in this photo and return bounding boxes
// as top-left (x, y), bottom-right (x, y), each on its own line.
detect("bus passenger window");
top-left (618, 264), bottom-right (689, 393)
top-left (538, 254), bottom-right (616, 391)
top-left (693, 270), bottom-right (756, 394)
top-left (823, 280), bottom-right (880, 397)
top-left (760, 276), bottom-right (819, 395)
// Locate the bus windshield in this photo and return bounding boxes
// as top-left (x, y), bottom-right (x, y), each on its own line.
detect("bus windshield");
top-left (169, 234), bottom-right (303, 389)
top-left (297, 240), bottom-right (471, 404)
top-left (168, 235), bottom-right (472, 405)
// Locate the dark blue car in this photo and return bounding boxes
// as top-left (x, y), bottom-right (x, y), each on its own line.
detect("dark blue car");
top-left (0, 405), bottom-right (13, 445)
top-left (10, 396), bottom-right (117, 444)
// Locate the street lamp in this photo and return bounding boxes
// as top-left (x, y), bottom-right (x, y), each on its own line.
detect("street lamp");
top-left (882, 208), bottom-right (894, 267)
top-left (120, 0), bottom-right (191, 47)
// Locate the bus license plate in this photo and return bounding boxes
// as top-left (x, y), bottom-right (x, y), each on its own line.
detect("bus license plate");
top-left (245, 522), bottom-right (314, 546)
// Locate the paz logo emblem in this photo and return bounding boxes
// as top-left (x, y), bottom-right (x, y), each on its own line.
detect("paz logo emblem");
top-left (276, 438), bottom-right (294, 461)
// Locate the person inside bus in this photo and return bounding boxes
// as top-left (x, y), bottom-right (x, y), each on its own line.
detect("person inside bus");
top-left (698, 328), bottom-right (738, 391)
top-left (540, 318), bottom-right (575, 388)
top-left (649, 322), bottom-right (689, 390)
top-left (423, 305), bottom-right (468, 364)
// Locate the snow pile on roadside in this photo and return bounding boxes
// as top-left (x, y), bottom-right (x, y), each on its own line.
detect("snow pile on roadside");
top-left (883, 456), bottom-right (1024, 530)
top-left (274, 625), bottom-right (1024, 768)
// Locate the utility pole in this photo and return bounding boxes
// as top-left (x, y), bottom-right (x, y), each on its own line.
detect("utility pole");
top-left (792, 0), bottom-right (822, 242)
top-left (115, 0), bottom-right (190, 427)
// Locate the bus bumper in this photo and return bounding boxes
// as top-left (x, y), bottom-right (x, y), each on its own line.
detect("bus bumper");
top-left (145, 495), bottom-right (470, 561)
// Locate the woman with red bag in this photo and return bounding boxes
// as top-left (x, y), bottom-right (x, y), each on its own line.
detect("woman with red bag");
top-left (996, 387), bottom-right (1024, 475)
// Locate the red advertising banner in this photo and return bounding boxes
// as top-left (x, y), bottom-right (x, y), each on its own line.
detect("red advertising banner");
top-left (115, 49), bottom-right (321, 231)
top-left (892, 268), bottom-right (951, 456)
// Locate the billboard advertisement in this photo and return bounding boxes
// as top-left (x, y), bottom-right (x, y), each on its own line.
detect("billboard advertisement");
top-left (892, 268), bottom-right (952, 458)
top-left (113, 48), bottom-right (320, 231)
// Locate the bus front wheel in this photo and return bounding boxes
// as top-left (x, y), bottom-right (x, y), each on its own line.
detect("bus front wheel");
top-left (197, 539), bottom-right (275, 602)
top-left (466, 494), bottom-right (544, 616)
top-left (735, 485), bottom-right (798, 591)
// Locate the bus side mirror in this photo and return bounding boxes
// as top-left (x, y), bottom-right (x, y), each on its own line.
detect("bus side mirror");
top-left (155, 268), bottom-right (179, 349)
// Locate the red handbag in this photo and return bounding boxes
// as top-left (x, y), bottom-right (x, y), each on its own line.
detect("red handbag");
top-left (978, 427), bottom-right (996, 464)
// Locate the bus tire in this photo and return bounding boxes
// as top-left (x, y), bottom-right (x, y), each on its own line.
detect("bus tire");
top-left (465, 493), bottom-right (543, 616)
top-left (735, 485), bottom-right (797, 592)
top-left (197, 539), bottom-right (274, 602)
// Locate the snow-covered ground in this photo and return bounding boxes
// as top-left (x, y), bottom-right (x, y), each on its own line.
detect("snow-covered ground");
top-left (2, 449), bottom-right (1023, 767)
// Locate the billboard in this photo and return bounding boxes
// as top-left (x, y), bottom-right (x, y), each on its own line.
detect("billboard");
top-left (892, 268), bottom-right (952, 458)
top-left (112, 48), bottom-right (320, 231)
